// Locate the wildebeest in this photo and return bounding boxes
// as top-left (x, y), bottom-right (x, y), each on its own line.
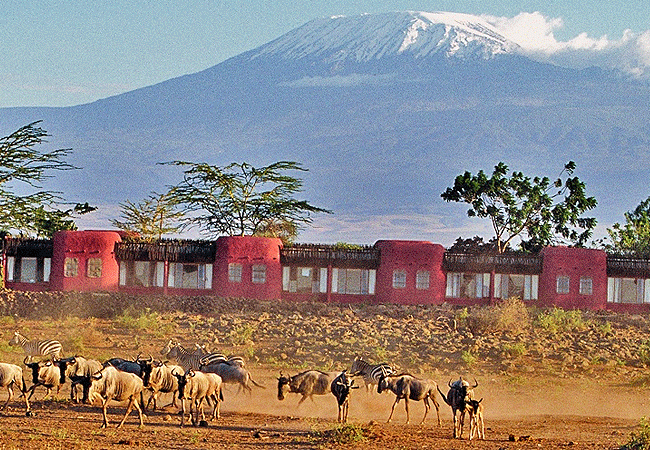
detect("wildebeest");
top-left (201, 362), bottom-right (263, 394)
top-left (350, 356), bottom-right (394, 392)
top-left (330, 370), bottom-right (358, 423)
top-left (436, 377), bottom-right (478, 438)
top-left (466, 398), bottom-right (485, 440)
top-left (141, 359), bottom-right (184, 411)
top-left (0, 362), bottom-right (31, 413)
top-left (58, 356), bottom-right (103, 403)
top-left (172, 369), bottom-right (223, 427)
top-left (89, 365), bottom-right (145, 429)
top-left (9, 331), bottom-right (63, 362)
top-left (377, 373), bottom-right (441, 425)
top-left (277, 370), bottom-right (335, 405)
top-left (24, 358), bottom-right (65, 400)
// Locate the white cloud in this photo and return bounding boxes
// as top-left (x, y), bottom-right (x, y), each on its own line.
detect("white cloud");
top-left (482, 12), bottom-right (650, 79)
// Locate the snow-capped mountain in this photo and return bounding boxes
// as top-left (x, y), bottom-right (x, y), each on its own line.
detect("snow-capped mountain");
top-left (249, 11), bottom-right (518, 63)
top-left (0, 11), bottom-right (648, 244)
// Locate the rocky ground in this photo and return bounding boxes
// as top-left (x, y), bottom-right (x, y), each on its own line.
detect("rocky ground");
top-left (1, 293), bottom-right (649, 449)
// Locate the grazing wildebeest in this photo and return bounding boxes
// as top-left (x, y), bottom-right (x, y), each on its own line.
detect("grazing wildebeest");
top-left (172, 369), bottom-right (223, 427)
top-left (330, 370), bottom-right (359, 423)
top-left (436, 377), bottom-right (478, 438)
top-left (377, 373), bottom-right (441, 425)
top-left (9, 331), bottom-right (63, 362)
top-left (466, 398), bottom-right (485, 440)
top-left (89, 365), bottom-right (145, 429)
top-left (277, 370), bottom-right (335, 405)
top-left (0, 362), bottom-right (31, 414)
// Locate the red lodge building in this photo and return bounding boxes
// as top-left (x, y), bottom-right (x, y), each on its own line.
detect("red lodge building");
top-left (2, 230), bottom-right (649, 312)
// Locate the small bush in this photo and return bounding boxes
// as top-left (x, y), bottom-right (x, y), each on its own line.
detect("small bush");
top-left (502, 342), bottom-right (527, 359)
top-left (621, 417), bottom-right (650, 450)
top-left (535, 307), bottom-right (588, 335)
top-left (461, 350), bottom-right (478, 367)
top-left (638, 340), bottom-right (650, 366)
top-left (465, 297), bottom-right (531, 335)
top-left (315, 423), bottom-right (369, 445)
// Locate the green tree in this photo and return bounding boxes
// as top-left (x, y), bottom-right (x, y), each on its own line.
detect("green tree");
top-left (605, 196), bottom-right (650, 256)
top-left (164, 160), bottom-right (331, 238)
top-left (0, 121), bottom-right (90, 236)
top-left (441, 161), bottom-right (597, 253)
top-left (111, 192), bottom-right (183, 240)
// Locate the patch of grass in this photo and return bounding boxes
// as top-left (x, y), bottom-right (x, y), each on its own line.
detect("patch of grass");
top-left (314, 423), bottom-right (370, 445)
top-left (226, 323), bottom-right (256, 345)
top-left (502, 342), bottom-right (527, 359)
top-left (621, 417), bottom-right (650, 450)
top-left (461, 350), bottom-right (478, 367)
top-left (534, 307), bottom-right (588, 335)
top-left (0, 315), bottom-right (16, 326)
top-left (638, 340), bottom-right (650, 367)
top-left (113, 307), bottom-right (172, 336)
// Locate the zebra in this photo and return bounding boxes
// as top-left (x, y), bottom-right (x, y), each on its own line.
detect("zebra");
top-left (350, 356), bottom-right (395, 393)
top-left (160, 340), bottom-right (227, 371)
top-left (9, 331), bottom-right (63, 362)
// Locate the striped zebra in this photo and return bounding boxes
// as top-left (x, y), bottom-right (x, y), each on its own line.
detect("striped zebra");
top-left (160, 340), bottom-right (230, 371)
top-left (8, 331), bottom-right (63, 362)
top-left (350, 356), bottom-right (394, 393)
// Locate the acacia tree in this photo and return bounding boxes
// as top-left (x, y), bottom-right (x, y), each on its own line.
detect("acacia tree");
top-left (111, 192), bottom-right (183, 240)
top-left (605, 196), bottom-right (650, 256)
top-left (441, 161), bottom-right (597, 253)
top-left (0, 121), bottom-right (91, 236)
top-left (163, 160), bottom-right (331, 238)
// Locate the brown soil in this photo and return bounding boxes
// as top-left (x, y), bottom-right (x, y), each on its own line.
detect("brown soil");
top-left (0, 297), bottom-right (649, 449)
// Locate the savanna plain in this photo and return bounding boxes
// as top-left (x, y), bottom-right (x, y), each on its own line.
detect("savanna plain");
top-left (1, 291), bottom-right (650, 449)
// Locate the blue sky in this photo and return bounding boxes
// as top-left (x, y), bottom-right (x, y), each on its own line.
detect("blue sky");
top-left (1, 0), bottom-right (648, 107)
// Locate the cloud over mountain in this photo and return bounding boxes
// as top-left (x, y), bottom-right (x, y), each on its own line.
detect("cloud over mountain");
top-left (484, 12), bottom-right (650, 78)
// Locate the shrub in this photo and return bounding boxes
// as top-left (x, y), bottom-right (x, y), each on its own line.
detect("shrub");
top-left (534, 307), bottom-right (588, 335)
top-left (465, 297), bottom-right (531, 335)
top-left (315, 423), bottom-right (369, 445)
top-left (638, 340), bottom-right (650, 366)
top-left (461, 350), bottom-right (478, 367)
top-left (621, 417), bottom-right (650, 450)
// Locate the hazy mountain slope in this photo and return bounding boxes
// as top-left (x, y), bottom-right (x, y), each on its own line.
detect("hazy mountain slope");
top-left (1, 11), bottom-right (648, 243)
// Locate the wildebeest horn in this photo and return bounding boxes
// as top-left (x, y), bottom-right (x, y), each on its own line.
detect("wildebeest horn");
top-left (448, 379), bottom-right (453, 388)
top-left (472, 378), bottom-right (479, 388)
top-left (23, 356), bottom-right (29, 365)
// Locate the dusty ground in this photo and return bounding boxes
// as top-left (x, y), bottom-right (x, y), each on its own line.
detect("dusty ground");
top-left (0, 297), bottom-right (649, 449)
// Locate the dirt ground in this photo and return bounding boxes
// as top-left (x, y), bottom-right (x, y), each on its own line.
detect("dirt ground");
top-left (1, 298), bottom-right (649, 449)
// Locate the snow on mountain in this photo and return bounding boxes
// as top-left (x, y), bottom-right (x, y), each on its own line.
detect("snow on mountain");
top-left (249, 11), bottom-right (519, 63)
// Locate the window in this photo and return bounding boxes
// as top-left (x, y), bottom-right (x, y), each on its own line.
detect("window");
top-left (64, 258), bottom-right (79, 278)
top-left (392, 270), bottom-right (407, 289)
top-left (331, 268), bottom-right (376, 295)
top-left (252, 265), bottom-right (266, 284)
top-left (282, 266), bottom-right (327, 293)
top-left (494, 274), bottom-right (538, 300)
top-left (556, 276), bottom-right (570, 294)
top-left (5, 257), bottom-right (51, 283)
top-left (608, 277), bottom-right (650, 303)
top-left (416, 270), bottom-right (430, 290)
top-left (228, 263), bottom-right (242, 283)
top-left (168, 263), bottom-right (212, 289)
top-left (119, 261), bottom-right (164, 287)
top-left (579, 277), bottom-right (593, 295)
top-left (446, 273), bottom-right (490, 298)
top-left (87, 258), bottom-right (102, 278)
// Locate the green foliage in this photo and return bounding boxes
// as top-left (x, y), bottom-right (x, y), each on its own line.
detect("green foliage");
top-left (465, 297), bottom-right (531, 335)
top-left (226, 323), bottom-right (256, 345)
top-left (606, 197), bottom-right (650, 257)
top-left (621, 417), bottom-right (650, 450)
top-left (534, 308), bottom-right (588, 335)
top-left (502, 342), bottom-right (527, 359)
top-left (114, 307), bottom-right (170, 335)
top-left (0, 121), bottom-right (92, 237)
top-left (315, 423), bottom-right (369, 445)
top-left (163, 160), bottom-right (332, 238)
top-left (441, 161), bottom-right (597, 252)
top-left (111, 192), bottom-right (183, 240)
top-left (638, 340), bottom-right (650, 366)
top-left (461, 350), bottom-right (478, 367)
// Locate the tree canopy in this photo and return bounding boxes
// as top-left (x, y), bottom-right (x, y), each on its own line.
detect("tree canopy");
top-left (605, 196), bottom-right (650, 256)
top-left (0, 121), bottom-right (93, 237)
top-left (111, 192), bottom-right (183, 241)
top-left (163, 160), bottom-right (331, 238)
top-left (441, 161), bottom-right (597, 253)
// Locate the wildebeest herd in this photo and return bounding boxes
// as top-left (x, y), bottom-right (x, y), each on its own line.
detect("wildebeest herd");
top-left (2, 332), bottom-right (485, 439)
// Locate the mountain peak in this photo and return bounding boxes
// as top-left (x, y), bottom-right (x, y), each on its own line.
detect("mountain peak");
top-left (248, 11), bottom-right (519, 63)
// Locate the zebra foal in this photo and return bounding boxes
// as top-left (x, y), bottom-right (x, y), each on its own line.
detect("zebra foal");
top-left (350, 356), bottom-right (394, 393)
top-left (9, 331), bottom-right (63, 362)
